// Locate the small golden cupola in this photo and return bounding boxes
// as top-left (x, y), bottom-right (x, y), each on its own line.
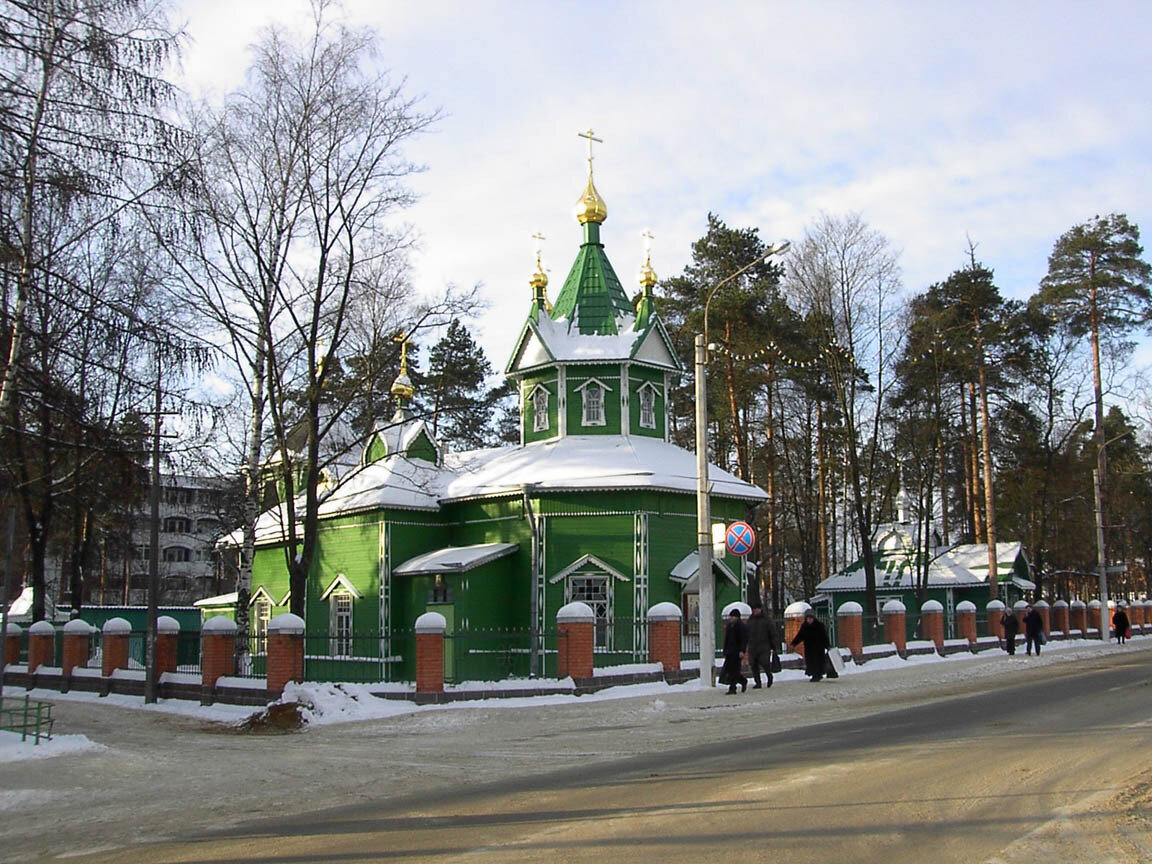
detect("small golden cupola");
top-left (389, 333), bottom-right (415, 408)
top-left (529, 231), bottom-right (551, 313)
top-left (574, 128), bottom-right (607, 226)
top-left (635, 230), bottom-right (658, 329)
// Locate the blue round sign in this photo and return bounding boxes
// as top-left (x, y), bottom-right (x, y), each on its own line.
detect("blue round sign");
top-left (725, 521), bottom-right (756, 556)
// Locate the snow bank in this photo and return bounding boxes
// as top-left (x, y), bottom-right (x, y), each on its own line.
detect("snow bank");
top-left (0, 730), bottom-right (106, 763)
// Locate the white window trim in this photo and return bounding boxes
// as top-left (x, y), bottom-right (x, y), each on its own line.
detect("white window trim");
top-left (564, 570), bottom-right (613, 650)
top-left (528, 383), bottom-right (550, 432)
top-left (329, 591), bottom-right (354, 657)
top-left (637, 383), bottom-right (658, 429)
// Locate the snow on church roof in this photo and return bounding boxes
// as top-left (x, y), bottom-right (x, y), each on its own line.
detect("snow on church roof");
top-left (441, 434), bottom-right (766, 502)
top-left (393, 543), bottom-right (519, 575)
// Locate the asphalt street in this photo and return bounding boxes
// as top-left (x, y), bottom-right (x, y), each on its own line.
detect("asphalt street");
top-left (30, 649), bottom-right (1151, 864)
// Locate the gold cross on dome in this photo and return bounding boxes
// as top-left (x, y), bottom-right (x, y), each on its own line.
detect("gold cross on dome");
top-left (393, 332), bottom-right (410, 374)
top-left (641, 228), bottom-right (654, 257)
top-left (577, 128), bottom-right (603, 171)
top-left (531, 231), bottom-right (546, 258)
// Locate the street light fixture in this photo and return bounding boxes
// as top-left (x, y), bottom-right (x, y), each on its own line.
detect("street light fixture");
top-left (695, 240), bottom-right (790, 688)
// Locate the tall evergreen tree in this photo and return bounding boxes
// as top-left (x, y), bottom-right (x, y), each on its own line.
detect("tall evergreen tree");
top-left (425, 319), bottom-right (507, 450)
top-left (1036, 214), bottom-right (1152, 580)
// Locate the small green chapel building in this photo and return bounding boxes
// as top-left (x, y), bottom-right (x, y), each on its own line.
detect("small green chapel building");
top-left (220, 159), bottom-right (766, 682)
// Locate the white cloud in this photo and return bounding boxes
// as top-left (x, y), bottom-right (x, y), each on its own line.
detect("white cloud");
top-left (174, 0), bottom-right (1152, 367)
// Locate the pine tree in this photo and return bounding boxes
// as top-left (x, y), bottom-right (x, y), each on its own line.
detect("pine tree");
top-left (425, 319), bottom-right (507, 450)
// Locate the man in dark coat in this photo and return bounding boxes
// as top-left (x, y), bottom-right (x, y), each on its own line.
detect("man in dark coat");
top-left (790, 610), bottom-right (829, 682)
top-left (1000, 610), bottom-right (1019, 654)
top-left (1113, 605), bottom-right (1131, 645)
top-left (722, 608), bottom-right (748, 694)
top-left (746, 603), bottom-right (780, 689)
top-left (1023, 604), bottom-right (1044, 656)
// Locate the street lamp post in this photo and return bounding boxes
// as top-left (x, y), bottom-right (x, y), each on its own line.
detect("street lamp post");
top-left (695, 242), bottom-right (789, 689)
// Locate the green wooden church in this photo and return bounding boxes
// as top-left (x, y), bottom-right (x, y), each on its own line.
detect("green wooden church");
top-left (215, 154), bottom-right (766, 682)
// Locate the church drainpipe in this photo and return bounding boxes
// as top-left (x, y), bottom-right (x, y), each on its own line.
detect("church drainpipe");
top-left (523, 487), bottom-right (540, 678)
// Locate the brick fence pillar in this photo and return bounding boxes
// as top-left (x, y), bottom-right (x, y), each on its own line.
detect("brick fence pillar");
top-left (1069, 600), bottom-right (1086, 634)
top-left (156, 615), bottom-right (180, 676)
top-left (956, 600), bottom-right (977, 644)
top-left (415, 611), bottom-right (446, 694)
top-left (4, 622), bottom-right (21, 667)
top-left (784, 602), bottom-right (811, 658)
top-left (1133, 601), bottom-right (1147, 631)
top-left (101, 617), bottom-right (131, 677)
top-left (647, 602), bottom-right (682, 673)
top-left (1033, 600), bottom-right (1050, 636)
top-left (27, 621), bottom-right (54, 673)
top-left (201, 617), bottom-right (237, 692)
top-left (1051, 600), bottom-right (1069, 636)
top-left (986, 600), bottom-right (1005, 642)
top-left (61, 619), bottom-right (92, 677)
top-left (837, 602), bottom-right (863, 659)
top-left (921, 600), bottom-right (944, 651)
top-left (1088, 600), bottom-right (1103, 635)
top-left (557, 601), bottom-right (595, 680)
top-left (267, 613), bottom-right (306, 695)
top-left (883, 600), bottom-right (907, 655)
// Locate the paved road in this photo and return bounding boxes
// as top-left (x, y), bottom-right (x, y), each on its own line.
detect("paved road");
top-left (52, 651), bottom-right (1152, 864)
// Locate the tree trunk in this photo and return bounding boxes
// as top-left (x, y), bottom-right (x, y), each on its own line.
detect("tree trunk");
top-left (724, 321), bottom-right (748, 479)
top-left (817, 401), bottom-right (829, 586)
top-left (976, 349), bottom-right (998, 601)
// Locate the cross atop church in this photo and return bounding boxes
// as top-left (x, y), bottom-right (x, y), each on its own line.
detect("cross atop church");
top-left (577, 128), bottom-right (603, 172)
top-left (531, 231), bottom-right (546, 259)
top-left (393, 331), bottom-right (411, 374)
top-left (641, 228), bottom-right (654, 257)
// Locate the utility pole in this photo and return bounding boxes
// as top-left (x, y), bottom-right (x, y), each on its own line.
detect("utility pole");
top-left (694, 333), bottom-right (715, 688)
top-left (144, 355), bottom-right (163, 703)
top-left (1093, 468), bottom-right (1109, 641)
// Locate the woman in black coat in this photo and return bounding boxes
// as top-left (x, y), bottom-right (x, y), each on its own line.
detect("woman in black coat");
top-left (1113, 606), bottom-right (1131, 645)
top-left (1000, 611), bottom-right (1020, 654)
top-left (790, 611), bottom-right (830, 682)
top-left (1023, 605), bottom-right (1044, 656)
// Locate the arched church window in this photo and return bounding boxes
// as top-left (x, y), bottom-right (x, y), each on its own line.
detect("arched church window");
top-left (638, 386), bottom-right (656, 429)
top-left (581, 383), bottom-right (604, 426)
top-left (532, 387), bottom-right (549, 432)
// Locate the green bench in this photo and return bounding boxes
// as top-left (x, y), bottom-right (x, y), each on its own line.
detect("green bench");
top-left (0, 694), bottom-right (55, 745)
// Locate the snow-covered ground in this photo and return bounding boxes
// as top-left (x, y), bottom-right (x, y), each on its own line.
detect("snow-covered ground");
top-left (0, 634), bottom-right (1146, 864)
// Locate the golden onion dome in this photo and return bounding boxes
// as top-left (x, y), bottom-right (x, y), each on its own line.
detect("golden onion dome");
top-left (390, 372), bottom-right (415, 402)
top-left (574, 174), bottom-right (607, 225)
top-left (530, 255), bottom-right (549, 290)
top-left (639, 254), bottom-right (657, 289)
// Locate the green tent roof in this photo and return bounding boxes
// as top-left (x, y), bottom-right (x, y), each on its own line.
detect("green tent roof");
top-left (549, 223), bottom-right (635, 335)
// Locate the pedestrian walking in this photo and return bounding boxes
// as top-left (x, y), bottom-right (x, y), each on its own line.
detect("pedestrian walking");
top-left (1023, 604), bottom-right (1044, 656)
top-left (722, 608), bottom-right (748, 694)
top-left (790, 610), bottom-right (830, 682)
top-left (1000, 610), bottom-right (1019, 655)
top-left (1113, 605), bottom-right (1131, 645)
top-left (746, 603), bottom-right (780, 689)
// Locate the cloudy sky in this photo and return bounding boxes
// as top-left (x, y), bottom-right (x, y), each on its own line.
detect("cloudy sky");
top-left (175, 0), bottom-right (1152, 370)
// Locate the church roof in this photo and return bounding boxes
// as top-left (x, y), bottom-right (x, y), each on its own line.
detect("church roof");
top-left (549, 228), bottom-right (635, 335)
top-left (506, 310), bottom-right (682, 374)
top-left (441, 434), bottom-right (766, 502)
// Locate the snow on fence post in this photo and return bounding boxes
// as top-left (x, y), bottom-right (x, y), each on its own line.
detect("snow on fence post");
top-left (986, 600), bottom-right (1005, 642)
top-left (1033, 600), bottom-right (1050, 636)
top-left (4, 622), bottom-right (21, 667)
top-left (837, 602), bottom-right (863, 659)
top-left (557, 602), bottom-right (595, 680)
top-left (267, 613), bottom-right (306, 696)
top-left (920, 600), bottom-right (944, 651)
top-left (61, 619), bottom-right (92, 679)
top-left (1087, 600), bottom-right (1102, 635)
top-left (27, 621), bottom-right (54, 673)
top-left (955, 601), bottom-right (977, 644)
top-left (882, 600), bottom-right (907, 656)
top-left (647, 602), bottom-right (682, 673)
top-left (1051, 600), bottom-right (1069, 636)
top-left (201, 617), bottom-right (236, 701)
top-left (1069, 600), bottom-right (1086, 635)
top-left (784, 602), bottom-right (811, 658)
top-left (101, 618), bottom-right (132, 677)
top-left (415, 612), bottom-right (447, 695)
top-left (156, 616), bottom-right (181, 676)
